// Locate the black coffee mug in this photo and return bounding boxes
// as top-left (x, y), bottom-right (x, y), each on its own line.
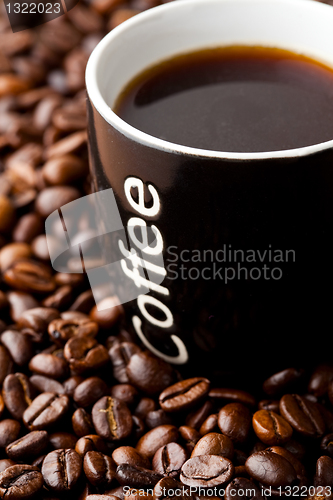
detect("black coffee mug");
top-left (86, 0), bottom-right (333, 384)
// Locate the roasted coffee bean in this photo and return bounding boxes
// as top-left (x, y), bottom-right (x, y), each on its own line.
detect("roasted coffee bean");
top-left (17, 307), bottom-right (60, 338)
top-left (6, 430), bottom-right (49, 461)
top-left (0, 420), bottom-right (21, 449)
top-left (112, 446), bottom-right (150, 469)
top-left (132, 415), bottom-right (145, 440)
top-left (64, 336), bottom-right (109, 374)
top-left (134, 397), bottom-right (157, 420)
top-left (87, 496), bottom-right (120, 500)
top-left (69, 289), bottom-right (96, 313)
top-left (0, 395), bottom-right (5, 420)
top-left (159, 378), bottom-right (210, 413)
top-left (245, 450), bottom-right (297, 488)
top-left (42, 154), bottom-right (88, 185)
top-left (117, 490), bottom-right (153, 500)
top-left (208, 388), bottom-right (256, 407)
top-left (49, 431), bottom-right (78, 450)
top-left (7, 293), bottom-right (39, 324)
top-left (42, 449), bottom-right (82, 491)
top-left (83, 451), bottom-right (116, 487)
top-left (152, 442), bottom-right (187, 477)
top-left (0, 329), bottom-right (33, 366)
top-left (45, 130), bottom-right (87, 159)
top-left (186, 401), bottom-right (213, 430)
top-left (258, 399), bottom-right (280, 413)
top-left (29, 353), bottom-right (68, 380)
top-left (279, 394), bottom-right (325, 437)
top-left (3, 259), bottom-right (56, 294)
top-left (12, 212), bottom-right (44, 244)
top-left (0, 291), bottom-right (8, 310)
top-left (199, 414), bottom-right (218, 435)
top-left (42, 285), bottom-right (73, 309)
top-left (74, 376), bottom-right (109, 408)
top-left (321, 433), bottom-right (333, 457)
top-left (217, 403), bottom-right (252, 444)
top-left (308, 364), bottom-right (333, 398)
top-left (92, 396), bottom-right (133, 441)
top-left (35, 185), bottom-right (81, 218)
top-left (72, 408), bottom-right (94, 437)
top-left (0, 195), bottom-right (15, 233)
top-left (266, 446), bottom-right (306, 477)
top-left (262, 368), bottom-right (305, 396)
top-left (75, 434), bottom-right (108, 457)
top-left (225, 477), bottom-right (264, 500)
top-left (110, 384), bottom-right (139, 407)
top-left (48, 318), bottom-right (98, 346)
top-left (0, 464), bottom-right (43, 499)
top-left (0, 460), bottom-right (16, 474)
top-left (180, 455), bottom-right (233, 487)
top-left (315, 455), bottom-right (333, 487)
top-left (90, 297), bottom-right (123, 329)
top-left (145, 409), bottom-right (173, 429)
top-left (0, 345), bottom-right (13, 386)
top-left (109, 342), bottom-right (142, 383)
top-left (116, 464), bottom-right (164, 488)
top-left (63, 375), bottom-right (84, 397)
top-left (30, 374), bottom-right (65, 395)
top-left (2, 373), bottom-right (33, 420)
top-left (154, 476), bottom-right (191, 500)
top-left (126, 351), bottom-right (175, 396)
top-left (179, 426), bottom-right (201, 454)
top-left (23, 392), bottom-right (70, 430)
top-left (252, 409), bottom-right (293, 445)
top-left (0, 242), bottom-right (32, 272)
top-left (191, 432), bottom-right (234, 459)
top-left (136, 425), bottom-right (179, 459)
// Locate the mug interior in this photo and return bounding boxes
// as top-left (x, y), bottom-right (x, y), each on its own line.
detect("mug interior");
top-left (86, 0), bottom-right (333, 159)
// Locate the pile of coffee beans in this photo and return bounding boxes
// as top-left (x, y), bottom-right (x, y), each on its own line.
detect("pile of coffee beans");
top-left (2, 0), bottom-right (333, 498)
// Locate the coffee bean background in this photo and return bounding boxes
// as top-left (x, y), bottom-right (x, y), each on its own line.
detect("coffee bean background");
top-left (2, 0), bottom-right (333, 498)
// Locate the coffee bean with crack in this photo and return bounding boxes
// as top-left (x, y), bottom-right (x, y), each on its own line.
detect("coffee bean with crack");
top-left (245, 450), bottom-right (297, 488)
top-left (191, 432), bottom-right (234, 460)
top-left (154, 476), bottom-right (193, 500)
top-left (279, 394), bottom-right (325, 438)
top-left (6, 430), bottom-right (49, 461)
top-left (0, 464), bottom-right (43, 499)
top-left (22, 392), bottom-right (70, 430)
top-left (225, 477), bottom-right (264, 500)
top-left (92, 396), bottom-right (133, 441)
top-left (152, 443), bottom-right (187, 477)
top-left (180, 455), bottom-right (234, 487)
top-left (42, 448), bottom-right (82, 491)
top-left (64, 336), bottom-right (109, 374)
top-left (75, 434), bottom-right (108, 457)
top-left (116, 464), bottom-right (164, 488)
top-left (83, 451), bottom-right (116, 487)
top-left (159, 378), bottom-right (210, 413)
top-left (136, 425), bottom-right (179, 460)
top-left (252, 409), bottom-right (293, 445)
top-left (48, 317), bottom-right (98, 346)
top-left (2, 373), bottom-right (34, 420)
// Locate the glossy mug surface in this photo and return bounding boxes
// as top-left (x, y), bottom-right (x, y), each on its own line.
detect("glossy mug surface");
top-left (86, 0), bottom-right (333, 384)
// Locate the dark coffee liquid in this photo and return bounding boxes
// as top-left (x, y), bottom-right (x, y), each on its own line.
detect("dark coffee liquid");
top-left (114, 46), bottom-right (333, 152)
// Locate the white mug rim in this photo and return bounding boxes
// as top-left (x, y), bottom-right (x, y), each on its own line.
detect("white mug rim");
top-left (86, 0), bottom-right (333, 161)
